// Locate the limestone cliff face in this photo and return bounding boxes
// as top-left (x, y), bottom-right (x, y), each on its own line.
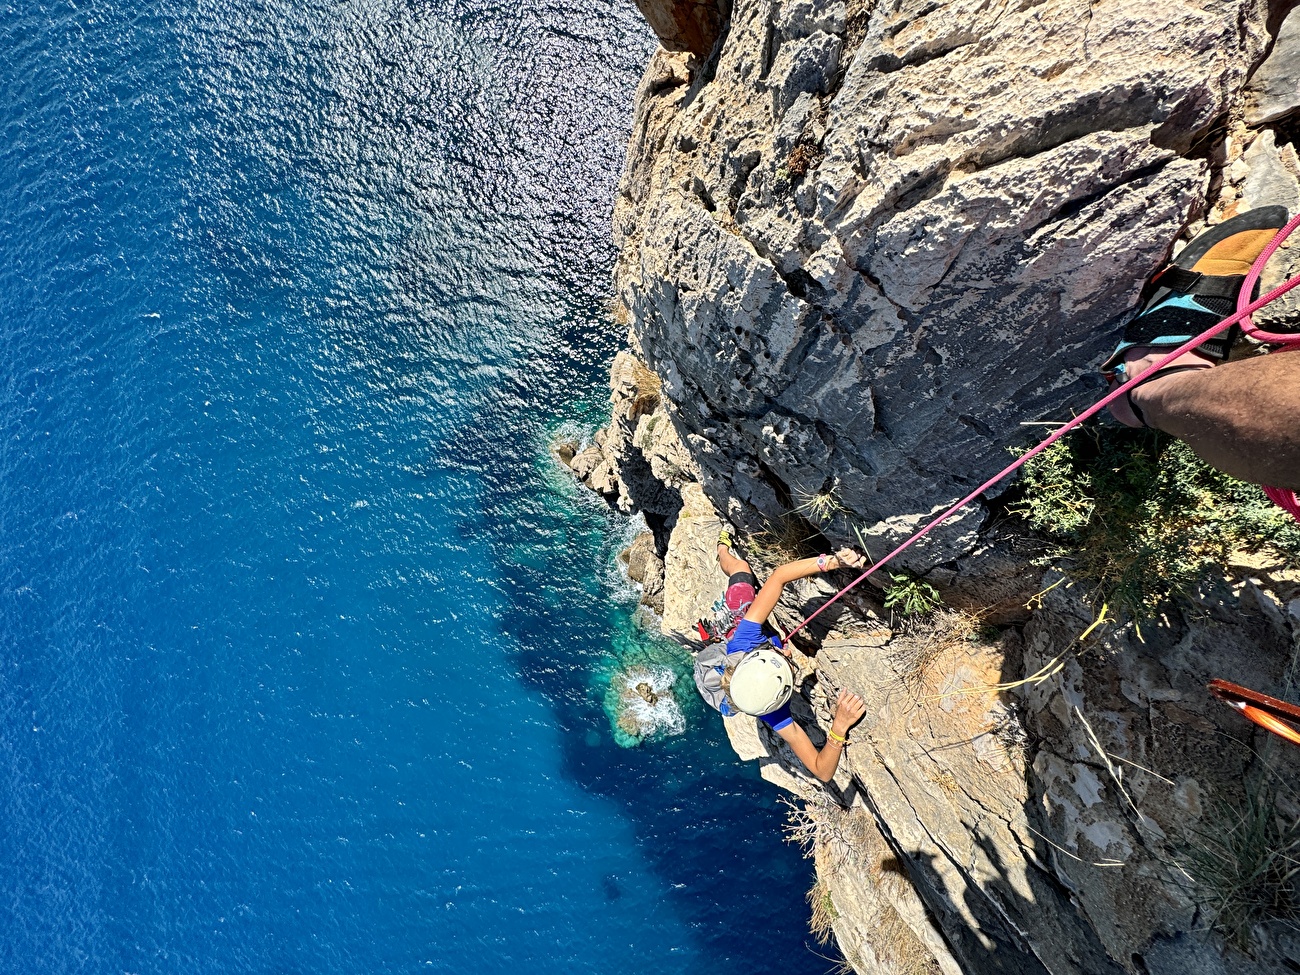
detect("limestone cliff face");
top-left (577, 1), bottom-right (1300, 972)
top-left (614, 0), bottom-right (1300, 561)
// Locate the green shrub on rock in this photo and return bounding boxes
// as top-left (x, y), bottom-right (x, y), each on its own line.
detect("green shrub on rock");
top-left (1010, 427), bottom-right (1300, 618)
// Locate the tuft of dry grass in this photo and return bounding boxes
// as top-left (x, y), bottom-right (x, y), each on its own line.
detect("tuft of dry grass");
top-left (788, 141), bottom-right (825, 179)
top-left (629, 361), bottom-right (661, 419)
top-left (751, 511), bottom-right (825, 563)
top-left (888, 608), bottom-right (987, 696)
top-left (794, 483), bottom-right (845, 525)
top-left (807, 879), bottom-right (839, 945)
top-left (790, 798), bottom-right (943, 975)
top-left (1182, 784), bottom-right (1300, 952)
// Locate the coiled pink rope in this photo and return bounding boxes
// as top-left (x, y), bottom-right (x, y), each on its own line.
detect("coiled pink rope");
top-left (787, 215), bottom-right (1300, 641)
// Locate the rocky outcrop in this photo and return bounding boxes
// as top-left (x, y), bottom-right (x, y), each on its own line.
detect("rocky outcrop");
top-left (796, 580), bottom-right (1300, 975)
top-left (614, 0), bottom-right (1300, 566)
top-left (621, 530), bottom-right (666, 614)
top-left (578, 0), bottom-right (1300, 970)
top-left (564, 350), bottom-right (697, 543)
top-left (633, 0), bottom-right (729, 57)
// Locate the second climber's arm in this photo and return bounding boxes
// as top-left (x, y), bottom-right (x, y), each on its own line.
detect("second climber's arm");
top-left (776, 691), bottom-right (867, 782)
top-left (742, 550), bottom-right (862, 626)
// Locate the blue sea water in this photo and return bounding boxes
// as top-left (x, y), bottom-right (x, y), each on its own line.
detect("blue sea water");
top-left (0, 0), bottom-right (829, 971)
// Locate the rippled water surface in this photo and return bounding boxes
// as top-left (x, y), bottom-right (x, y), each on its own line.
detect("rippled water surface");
top-left (0, 0), bottom-right (827, 971)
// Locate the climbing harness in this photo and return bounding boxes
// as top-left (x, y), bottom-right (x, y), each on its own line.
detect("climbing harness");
top-left (785, 213), bottom-right (1300, 646)
top-left (1208, 679), bottom-right (1300, 747)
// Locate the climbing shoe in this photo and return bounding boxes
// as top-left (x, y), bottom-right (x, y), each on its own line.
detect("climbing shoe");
top-left (1103, 206), bottom-right (1290, 376)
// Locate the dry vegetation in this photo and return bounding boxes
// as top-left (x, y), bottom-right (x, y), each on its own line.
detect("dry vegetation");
top-left (1182, 783), bottom-right (1300, 951)
top-left (629, 360), bottom-right (661, 419)
top-left (751, 511), bottom-right (826, 563)
top-left (807, 878), bottom-right (839, 945)
top-left (784, 797), bottom-right (942, 975)
top-left (887, 608), bottom-right (989, 696)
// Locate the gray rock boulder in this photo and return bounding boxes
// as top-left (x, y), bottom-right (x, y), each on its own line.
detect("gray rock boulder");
top-left (1245, 5), bottom-right (1300, 127)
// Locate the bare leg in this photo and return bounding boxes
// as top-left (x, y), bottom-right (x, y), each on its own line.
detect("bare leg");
top-left (1117, 351), bottom-right (1300, 490)
top-left (717, 543), bottom-right (752, 577)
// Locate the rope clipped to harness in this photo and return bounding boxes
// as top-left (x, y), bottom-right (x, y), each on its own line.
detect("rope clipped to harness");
top-left (785, 214), bottom-right (1300, 643)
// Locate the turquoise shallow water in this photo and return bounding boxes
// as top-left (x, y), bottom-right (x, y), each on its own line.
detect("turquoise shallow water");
top-left (0, 0), bottom-right (827, 971)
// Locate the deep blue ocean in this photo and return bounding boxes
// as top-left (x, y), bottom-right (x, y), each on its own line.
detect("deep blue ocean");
top-left (0, 0), bottom-right (830, 971)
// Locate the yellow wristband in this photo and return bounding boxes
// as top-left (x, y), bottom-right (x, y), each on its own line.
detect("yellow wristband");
top-left (827, 729), bottom-right (848, 744)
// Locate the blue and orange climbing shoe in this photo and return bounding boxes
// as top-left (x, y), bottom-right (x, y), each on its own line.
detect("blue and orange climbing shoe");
top-left (1102, 205), bottom-right (1290, 425)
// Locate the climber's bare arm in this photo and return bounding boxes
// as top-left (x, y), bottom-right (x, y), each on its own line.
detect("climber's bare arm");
top-left (776, 691), bottom-right (867, 782)
top-left (743, 549), bottom-right (863, 626)
top-left (1122, 353), bottom-right (1300, 490)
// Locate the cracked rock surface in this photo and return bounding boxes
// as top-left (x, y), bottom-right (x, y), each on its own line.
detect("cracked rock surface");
top-left (614, 0), bottom-right (1300, 564)
top-left (586, 0), bottom-right (1300, 971)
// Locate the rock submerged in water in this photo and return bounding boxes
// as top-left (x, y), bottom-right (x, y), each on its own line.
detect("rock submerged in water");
top-left (550, 438), bottom-right (578, 467)
top-left (619, 531), bottom-right (667, 615)
top-left (609, 664), bottom-right (684, 746)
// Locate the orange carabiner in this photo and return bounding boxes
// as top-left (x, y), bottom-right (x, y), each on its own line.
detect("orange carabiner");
top-left (1208, 679), bottom-right (1300, 747)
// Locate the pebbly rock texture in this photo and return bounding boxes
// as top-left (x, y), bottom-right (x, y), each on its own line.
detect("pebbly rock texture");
top-left (575, 0), bottom-right (1300, 971)
top-left (614, 0), bottom-right (1300, 566)
top-left (565, 350), bottom-right (697, 545)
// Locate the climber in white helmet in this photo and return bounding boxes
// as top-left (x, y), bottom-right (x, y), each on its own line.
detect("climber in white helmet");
top-left (691, 531), bottom-right (867, 783)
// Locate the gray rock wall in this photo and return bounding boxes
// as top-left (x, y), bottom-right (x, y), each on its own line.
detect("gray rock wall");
top-left (615, 0), bottom-right (1300, 562)
top-left (587, 1), bottom-right (1300, 971)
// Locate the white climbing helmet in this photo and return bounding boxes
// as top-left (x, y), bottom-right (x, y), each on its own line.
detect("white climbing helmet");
top-left (728, 645), bottom-right (794, 716)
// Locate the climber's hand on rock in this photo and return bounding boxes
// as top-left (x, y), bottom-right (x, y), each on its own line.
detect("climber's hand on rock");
top-left (831, 690), bottom-right (866, 736)
top-left (833, 547), bottom-right (865, 570)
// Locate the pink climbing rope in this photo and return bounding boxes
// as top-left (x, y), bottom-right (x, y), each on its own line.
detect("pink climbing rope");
top-left (786, 214), bottom-right (1300, 641)
top-left (1236, 216), bottom-right (1300, 516)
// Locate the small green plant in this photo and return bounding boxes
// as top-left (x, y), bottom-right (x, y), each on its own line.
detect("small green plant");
top-left (1010, 428), bottom-right (1300, 619)
top-left (1182, 784), bottom-right (1300, 951)
top-left (883, 573), bottom-right (942, 618)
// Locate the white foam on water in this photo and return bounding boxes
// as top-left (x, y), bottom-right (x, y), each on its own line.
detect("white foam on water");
top-left (616, 664), bottom-right (685, 740)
